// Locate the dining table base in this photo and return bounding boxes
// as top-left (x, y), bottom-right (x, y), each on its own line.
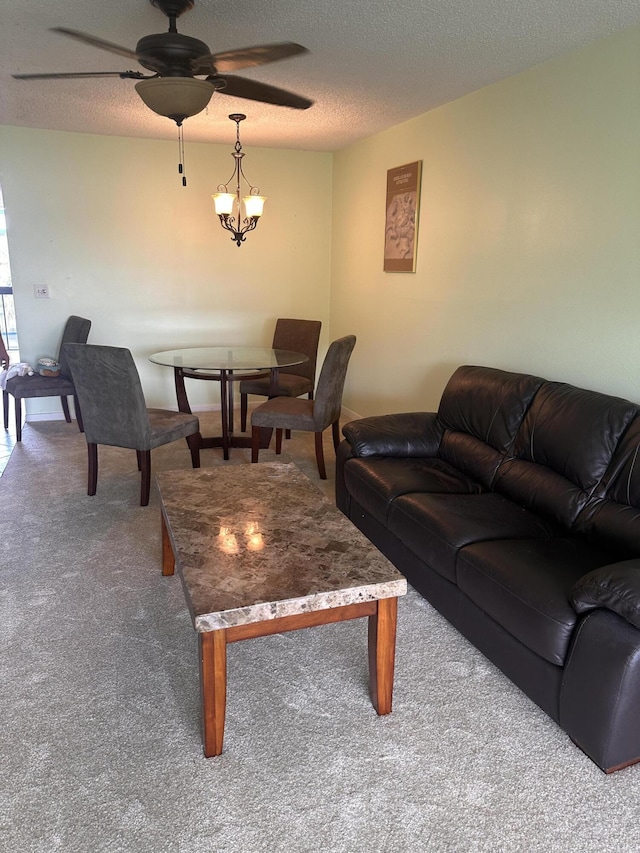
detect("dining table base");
top-left (175, 367), bottom-right (274, 460)
top-left (149, 347), bottom-right (309, 461)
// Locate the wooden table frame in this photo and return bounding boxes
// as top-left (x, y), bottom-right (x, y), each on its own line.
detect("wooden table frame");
top-left (150, 347), bottom-right (307, 461)
top-left (161, 512), bottom-right (399, 757)
top-left (173, 365), bottom-right (278, 460)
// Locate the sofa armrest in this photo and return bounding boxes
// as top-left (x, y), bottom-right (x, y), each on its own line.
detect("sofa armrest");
top-left (571, 560), bottom-right (640, 630)
top-left (341, 412), bottom-right (442, 458)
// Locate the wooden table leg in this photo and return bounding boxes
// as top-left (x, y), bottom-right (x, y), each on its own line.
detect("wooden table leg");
top-left (268, 367), bottom-right (280, 397)
top-left (174, 367), bottom-right (204, 452)
top-left (199, 630), bottom-right (227, 757)
top-left (227, 370), bottom-right (235, 434)
top-left (174, 368), bottom-right (192, 414)
top-left (368, 597), bottom-right (398, 715)
top-left (161, 512), bottom-right (175, 576)
top-left (219, 370), bottom-right (230, 460)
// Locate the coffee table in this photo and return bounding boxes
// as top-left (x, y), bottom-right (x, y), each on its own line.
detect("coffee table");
top-left (157, 462), bottom-right (407, 757)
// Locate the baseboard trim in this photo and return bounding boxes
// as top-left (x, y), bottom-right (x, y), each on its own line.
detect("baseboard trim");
top-left (25, 412), bottom-right (68, 423)
top-left (25, 403), bottom-right (362, 422)
top-left (340, 405), bottom-right (362, 423)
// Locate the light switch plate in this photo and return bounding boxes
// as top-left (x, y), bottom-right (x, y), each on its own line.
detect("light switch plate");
top-left (34, 285), bottom-right (50, 298)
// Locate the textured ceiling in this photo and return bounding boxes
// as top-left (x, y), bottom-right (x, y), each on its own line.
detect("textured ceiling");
top-left (1, 0), bottom-right (640, 152)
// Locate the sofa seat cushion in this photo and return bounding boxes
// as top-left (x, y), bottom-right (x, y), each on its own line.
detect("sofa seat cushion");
top-left (343, 457), bottom-right (482, 526)
top-left (457, 538), bottom-right (613, 665)
top-left (388, 493), bottom-right (557, 583)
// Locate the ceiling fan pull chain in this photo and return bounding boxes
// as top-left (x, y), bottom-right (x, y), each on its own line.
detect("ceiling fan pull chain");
top-left (178, 124), bottom-right (187, 187)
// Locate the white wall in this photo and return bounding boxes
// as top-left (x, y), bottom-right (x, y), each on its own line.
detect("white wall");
top-left (331, 25), bottom-right (640, 416)
top-left (0, 126), bottom-right (332, 413)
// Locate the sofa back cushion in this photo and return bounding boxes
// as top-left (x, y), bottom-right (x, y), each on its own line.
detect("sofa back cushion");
top-left (437, 365), bottom-right (544, 488)
top-left (493, 382), bottom-right (638, 528)
top-left (575, 415), bottom-right (640, 556)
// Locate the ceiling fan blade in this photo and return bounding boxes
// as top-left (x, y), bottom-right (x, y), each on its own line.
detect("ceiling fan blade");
top-left (51, 27), bottom-right (141, 61)
top-left (214, 75), bottom-right (313, 110)
top-left (12, 70), bottom-right (150, 80)
top-left (194, 42), bottom-right (308, 74)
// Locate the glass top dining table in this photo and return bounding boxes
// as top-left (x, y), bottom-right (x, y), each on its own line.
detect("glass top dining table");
top-left (149, 346), bottom-right (309, 458)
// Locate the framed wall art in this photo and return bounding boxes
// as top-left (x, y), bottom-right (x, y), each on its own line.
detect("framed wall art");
top-left (383, 160), bottom-right (422, 273)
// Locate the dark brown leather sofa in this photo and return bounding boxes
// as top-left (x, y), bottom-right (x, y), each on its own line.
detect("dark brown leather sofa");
top-left (336, 365), bottom-right (640, 773)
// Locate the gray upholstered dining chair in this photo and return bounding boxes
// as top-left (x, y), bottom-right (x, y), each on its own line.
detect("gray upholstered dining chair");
top-left (251, 335), bottom-right (356, 479)
top-left (240, 318), bottom-right (322, 432)
top-left (5, 315), bottom-right (91, 441)
top-left (64, 343), bottom-right (201, 506)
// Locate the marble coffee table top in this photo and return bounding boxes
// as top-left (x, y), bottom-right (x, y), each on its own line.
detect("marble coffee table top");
top-left (156, 463), bottom-right (407, 632)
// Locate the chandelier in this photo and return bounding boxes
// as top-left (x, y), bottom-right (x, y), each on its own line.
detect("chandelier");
top-left (212, 114), bottom-right (266, 247)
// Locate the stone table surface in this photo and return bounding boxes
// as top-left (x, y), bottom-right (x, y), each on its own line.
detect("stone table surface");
top-left (156, 463), bottom-right (407, 632)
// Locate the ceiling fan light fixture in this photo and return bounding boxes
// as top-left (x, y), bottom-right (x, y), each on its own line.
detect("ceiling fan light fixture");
top-left (134, 77), bottom-right (214, 124)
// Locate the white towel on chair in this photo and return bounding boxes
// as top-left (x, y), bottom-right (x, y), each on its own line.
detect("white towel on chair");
top-left (0, 362), bottom-right (34, 390)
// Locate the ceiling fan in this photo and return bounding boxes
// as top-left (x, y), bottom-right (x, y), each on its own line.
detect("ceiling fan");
top-left (12, 0), bottom-right (313, 125)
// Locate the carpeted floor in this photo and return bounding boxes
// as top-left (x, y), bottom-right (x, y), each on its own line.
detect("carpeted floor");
top-left (2, 414), bottom-right (639, 853)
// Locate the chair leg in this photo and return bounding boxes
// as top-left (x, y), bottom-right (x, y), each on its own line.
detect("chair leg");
top-left (3, 389), bottom-right (8, 430)
top-left (314, 432), bottom-right (327, 479)
top-left (251, 426), bottom-right (261, 463)
top-left (136, 450), bottom-right (143, 471)
top-left (187, 433), bottom-right (201, 468)
top-left (14, 397), bottom-right (22, 442)
top-left (87, 443), bottom-right (98, 496)
top-left (275, 428), bottom-right (283, 455)
top-left (139, 450), bottom-right (152, 507)
top-left (332, 419), bottom-right (341, 451)
top-left (241, 393), bottom-right (248, 432)
top-left (74, 395), bottom-right (84, 433)
top-left (61, 396), bottom-right (72, 423)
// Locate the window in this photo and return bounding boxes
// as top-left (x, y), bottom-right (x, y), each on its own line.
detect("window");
top-left (0, 193), bottom-right (19, 359)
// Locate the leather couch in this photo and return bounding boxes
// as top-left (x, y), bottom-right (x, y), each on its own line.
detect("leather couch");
top-left (336, 365), bottom-right (640, 773)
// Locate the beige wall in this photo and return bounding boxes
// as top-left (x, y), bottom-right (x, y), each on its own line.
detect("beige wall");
top-left (331, 25), bottom-right (640, 416)
top-left (0, 126), bottom-right (332, 413)
top-left (2, 24), bottom-right (639, 423)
